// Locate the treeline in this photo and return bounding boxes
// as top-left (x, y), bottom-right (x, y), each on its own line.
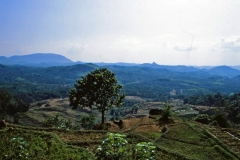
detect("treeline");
top-left (186, 92), bottom-right (240, 123)
top-left (1, 64), bottom-right (240, 104)
top-left (0, 82), bottom-right (71, 103)
top-left (109, 100), bottom-right (139, 121)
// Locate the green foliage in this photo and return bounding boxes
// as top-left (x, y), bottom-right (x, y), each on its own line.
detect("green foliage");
top-left (4, 137), bottom-right (30, 159)
top-left (2, 64), bottom-right (240, 105)
top-left (0, 89), bottom-right (14, 118)
top-left (160, 103), bottom-right (174, 121)
top-left (80, 114), bottom-right (97, 130)
top-left (211, 112), bottom-right (230, 128)
top-left (96, 132), bottom-right (156, 160)
top-left (133, 142), bottom-right (156, 160)
top-left (42, 114), bottom-right (78, 129)
top-left (96, 132), bottom-right (128, 159)
top-left (0, 129), bottom-right (95, 160)
top-left (186, 92), bottom-right (227, 107)
top-left (193, 114), bottom-right (210, 124)
top-left (0, 89), bottom-right (29, 119)
top-left (69, 68), bottom-right (125, 123)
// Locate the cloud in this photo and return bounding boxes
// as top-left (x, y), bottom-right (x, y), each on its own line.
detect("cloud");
top-left (173, 45), bottom-right (197, 52)
top-left (67, 44), bottom-right (85, 55)
top-left (213, 36), bottom-right (240, 52)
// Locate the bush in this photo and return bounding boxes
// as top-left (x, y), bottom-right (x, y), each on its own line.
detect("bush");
top-left (193, 114), bottom-right (210, 124)
top-left (42, 114), bottom-right (78, 129)
top-left (133, 142), bottom-right (156, 160)
top-left (4, 137), bottom-right (30, 159)
top-left (96, 132), bottom-right (128, 159)
top-left (80, 114), bottom-right (97, 130)
top-left (211, 113), bottom-right (230, 128)
top-left (96, 132), bottom-right (156, 160)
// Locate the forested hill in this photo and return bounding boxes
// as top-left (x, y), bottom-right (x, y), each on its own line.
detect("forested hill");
top-left (1, 63), bottom-right (240, 102)
top-left (0, 53), bottom-right (74, 66)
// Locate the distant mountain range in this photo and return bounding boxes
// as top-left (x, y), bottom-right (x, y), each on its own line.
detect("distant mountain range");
top-left (0, 53), bottom-right (75, 66)
top-left (1, 53), bottom-right (240, 77)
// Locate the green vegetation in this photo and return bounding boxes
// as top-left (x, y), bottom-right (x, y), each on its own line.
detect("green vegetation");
top-left (1, 64), bottom-right (240, 159)
top-left (1, 64), bottom-right (240, 105)
top-left (187, 92), bottom-right (240, 125)
top-left (160, 103), bottom-right (174, 121)
top-left (1, 118), bottom-right (240, 159)
top-left (0, 128), bottom-right (95, 160)
top-left (193, 114), bottom-right (210, 124)
top-left (42, 114), bottom-right (79, 129)
top-left (0, 89), bottom-right (29, 119)
top-left (80, 114), bottom-right (97, 129)
top-left (69, 68), bottom-right (125, 123)
top-left (96, 132), bottom-right (129, 159)
top-left (96, 132), bottom-right (156, 160)
top-left (155, 122), bottom-right (239, 159)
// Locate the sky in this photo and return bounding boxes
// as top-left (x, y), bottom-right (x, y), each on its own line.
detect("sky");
top-left (1, 0), bottom-right (240, 66)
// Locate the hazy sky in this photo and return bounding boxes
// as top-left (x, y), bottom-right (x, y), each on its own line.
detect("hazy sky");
top-left (1, 0), bottom-right (240, 65)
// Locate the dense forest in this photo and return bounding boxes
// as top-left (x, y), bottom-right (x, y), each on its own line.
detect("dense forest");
top-left (1, 63), bottom-right (240, 103)
top-left (1, 63), bottom-right (240, 123)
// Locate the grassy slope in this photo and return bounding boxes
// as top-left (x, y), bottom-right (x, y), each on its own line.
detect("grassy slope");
top-left (4, 118), bottom-right (240, 160)
top-left (17, 98), bottom-right (101, 127)
top-left (0, 127), bottom-right (96, 160)
top-left (9, 97), bottom-right (240, 159)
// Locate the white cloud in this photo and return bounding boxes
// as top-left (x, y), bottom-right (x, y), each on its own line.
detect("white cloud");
top-left (67, 43), bottom-right (85, 55)
top-left (173, 45), bottom-right (197, 52)
top-left (213, 36), bottom-right (240, 52)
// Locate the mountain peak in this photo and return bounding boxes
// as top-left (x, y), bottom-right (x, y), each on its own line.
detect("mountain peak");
top-left (0, 53), bottom-right (73, 66)
top-left (209, 65), bottom-right (240, 77)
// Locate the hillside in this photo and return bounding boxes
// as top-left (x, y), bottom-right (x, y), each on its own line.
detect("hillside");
top-left (1, 63), bottom-right (240, 104)
top-left (209, 65), bottom-right (240, 77)
top-left (0, 53), bottom-right (74, 66)
top-left (1, 53), bottom-right (240, 78)
top-left (4, 103), bottom-right (240, 159)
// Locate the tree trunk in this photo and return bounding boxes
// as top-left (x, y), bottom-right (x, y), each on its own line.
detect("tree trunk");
top-left (101, 110), bottom-right (105, 124)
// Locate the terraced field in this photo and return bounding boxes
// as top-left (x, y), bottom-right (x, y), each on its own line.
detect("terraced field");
top-left (4, 117), bottom-right (240, 160)
top-left (205, 125), bottom-right (240, 157)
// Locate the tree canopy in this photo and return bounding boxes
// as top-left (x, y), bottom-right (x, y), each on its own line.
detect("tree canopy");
top-left (0, 89), bottom-right (29, 119)
top-left (69, 68), bottom-right (125, 124)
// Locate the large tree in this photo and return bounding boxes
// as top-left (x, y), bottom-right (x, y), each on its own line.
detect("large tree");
top-left (69, 68), bottom-right (125, 124)
top-left (0, 89), bottom-right (29, 119)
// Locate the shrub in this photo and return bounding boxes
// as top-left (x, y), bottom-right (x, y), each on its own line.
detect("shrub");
top-left (96, 132), bottom-right (156, 160)
top-left (4, 137), bottom-right (30, 160)
top-left (211, 113), bottom-right (230, 128)
top-left (80, 114), bottom-right (97, 130)
top-left (96, 132), bottom-right (128, 159)
top-left (133, 142), bottom-right (156, 160)
top-left (42, 114), bottom-right (77, 129)
top-left (193, 114), bottom-right (210, 124)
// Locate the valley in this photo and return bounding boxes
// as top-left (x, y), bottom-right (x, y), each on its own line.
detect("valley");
top-left (1, 56), bottom-right (240, 159)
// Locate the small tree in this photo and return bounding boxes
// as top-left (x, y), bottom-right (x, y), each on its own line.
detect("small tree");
top-left (160, 103), bottom-right (174, 121)
top-left (0, 89), bottom-right (15, 119)
top-left (69, 68), bottom-right (125, 124)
